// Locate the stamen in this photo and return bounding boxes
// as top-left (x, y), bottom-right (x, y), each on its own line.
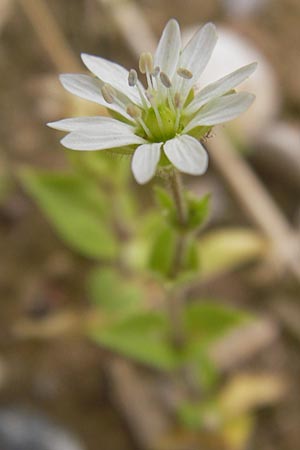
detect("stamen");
top-left (139, 52), bottom-right (154, 74)
top-left (136, 84), bottom-right (149, 109)
top-left (175, 110), bottom-right (181, 131)
top-left (177, 67), bottom-right (193, 79)
top-left (174, 93), bottom-right (182, 131)
top-left (126, 104), bottom-right (141, 119)
top-left (152, 102), bottom-right (164, 136)
top-left (128, 69), bottom-right (138, 87)
top-left (146, 95), bottom-right (164, 136)
top-left (127, 104), bottom-right (153, 139)
top-left (160, 71), bottom-right (172, 88)
top-left (167, 90), bottom-right (176, 114)
top-left (152, 66), bottom-right (160, 77)
top-left (101, 83), bottom-right (128, 111)
top-left (101, 83), bottom-right (116, 104)
top-left (151, 66), bottom-right (160, 90)
top-left (174, 93), bottom-right (182, 109)
top-left (139, 52), bottom-right (154, 89)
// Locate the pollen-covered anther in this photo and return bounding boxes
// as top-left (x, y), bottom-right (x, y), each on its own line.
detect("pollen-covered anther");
top-left (139, 52), bottom-right (154, 74)
top-left (101, 83), bottom-right (116, 104)
top-left (128, 69), bottom-right (138, 87)
top-left (177, 67), bottom-right (193, 79)
top-left (160, 71), bottom-right (172, 88)
top-left (126, 104), bottom-right (141, 119)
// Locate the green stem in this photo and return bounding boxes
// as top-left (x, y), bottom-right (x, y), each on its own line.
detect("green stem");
top-left (169, 169), bottom-right (188, 227)
top-left (168, 170), bottom-right (188, 278)
top-left (165, 170), bottom-right (201, 397)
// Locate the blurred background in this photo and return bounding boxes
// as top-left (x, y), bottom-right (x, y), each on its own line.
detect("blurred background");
top-left (1, 0), bottom-right (300, 449)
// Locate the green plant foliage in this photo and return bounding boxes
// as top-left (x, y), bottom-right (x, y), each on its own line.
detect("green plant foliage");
top-left (90, 312), bottom-right (179, 370)
top-left (154, 185), bottom-right (176, 223)
top-left (87, 267), bottom-right (143, 315)
top-left (184, 302), bottom-right (251, 345)
top-left (199, 228), bottom-right (267, 278)
top-left (181, 303), bottom-right (250, 388)
top-left (19, 168), bottom-right (118, 259)
top-left (193, 349), bottom-right (219, 390)
top-left (184, 237), bottom-right (200, 273)
top-left (148, 224), bottom-right (176, 277)
top-left (177, 400), bottom-right (218, 429)
top-left (187, 193), bottom-right (210, 230)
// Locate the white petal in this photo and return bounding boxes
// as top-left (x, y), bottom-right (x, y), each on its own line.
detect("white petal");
top-left (61, 130), bottom-right (145, 151)
top-left (154, 19), bottom-right (181, 80)
top-left (81, 54), bottom-right (143, 105)
top-left (59, 74), bottom-right (133, 121)
top-left (186, 62), bottom-right (257, 115)
top-left (47, 116), bottom-right (134, 132)
top-left (131, 143), bottom-right (162, 184)
top-left (163, 135), bottom-right (208, 175)
top-left (174, 23), bottom-right (218, 99)
top-left (184, 92), bottom-right (255, 132)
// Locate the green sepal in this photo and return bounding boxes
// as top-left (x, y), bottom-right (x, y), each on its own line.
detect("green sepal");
top-left (153, 185), bottom-right (176, 224)
top-left (186, 193), bottom-right (210, 230)
top-left (187, 125), bottom-right (212, 140)
top-left (148, 224), bottom-right (176, 278)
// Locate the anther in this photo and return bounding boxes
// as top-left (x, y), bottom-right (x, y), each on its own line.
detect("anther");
top-left (128, 69), bottom-right (138, 87)
top-left (152, 66), bottom-right (160, 77)
top-left (101, 84), bottom-right (116, 104)
top-left (174, 92), bottom-right (181, 108)
top-left (177, 67), bottom-right (193, 79)
top-left (126, 104), bottom-right (141, 119)
top-left (160, 71), bottom-right (172, 88)
top-left (139, 52), bottom-right (154, 74)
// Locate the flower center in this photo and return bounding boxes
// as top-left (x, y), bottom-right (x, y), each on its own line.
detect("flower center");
top-left (101, 51), bottom-right (195, 144)
top-left (142, 104), bottom-right (177, 142)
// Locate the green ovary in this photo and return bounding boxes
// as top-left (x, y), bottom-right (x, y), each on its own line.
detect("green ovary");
top-left (143, 104), bottom-right (178, 142)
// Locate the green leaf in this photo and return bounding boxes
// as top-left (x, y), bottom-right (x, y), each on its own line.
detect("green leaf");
top-left (154, 185), bottom-right (176, 223)
top-left (148, 225), bottom-right (176, 277)
top-left (187, 193), bottom-right (210, 230)
top-left (184, 302), bottom-right (251, 345)
top-left (68, 149), bottom-right (131, 186)
top-left (19, 168), bottom-right (118, 259)
top-left (90, 312), bottom-right (179, 370)
top-left (177, 400), bottom-right (219, 429)
top-left (184, 237), bottom-right (199, 273)
top-left (181, 303), bottom-right (250, 390)
top-left (199, 228), bottom-right (267, 278)
top-left (194, 350), bottom-right (219, 390)
top-left (87, 267), bottom-right (143, 315)
top-left (154, 186), bottom-right (174, 211)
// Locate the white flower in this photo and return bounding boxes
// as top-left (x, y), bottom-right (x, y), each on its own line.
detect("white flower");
top-left (48, 19), bottom-right (256, 184)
